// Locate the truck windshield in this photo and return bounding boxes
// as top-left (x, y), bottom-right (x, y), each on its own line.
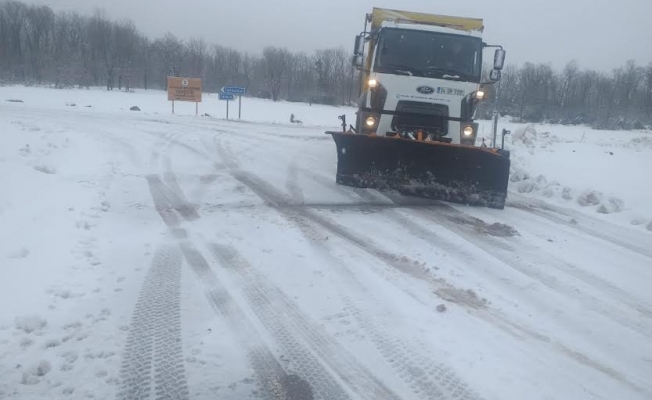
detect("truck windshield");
top-left (374, 28), bottom-right (482, 83)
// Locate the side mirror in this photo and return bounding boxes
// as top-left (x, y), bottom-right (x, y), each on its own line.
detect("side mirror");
top-left (352, 55), bottom-right (363, 68)
top-left (494, 49), bottom-right (506, 71)
top-left (354, 35), bottom-right (365, 56)
top-left (490, 69), bottom-right (502, 82)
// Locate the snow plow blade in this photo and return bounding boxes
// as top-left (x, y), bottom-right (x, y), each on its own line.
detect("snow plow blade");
top-left (328, 132), bottom-right (511, 209)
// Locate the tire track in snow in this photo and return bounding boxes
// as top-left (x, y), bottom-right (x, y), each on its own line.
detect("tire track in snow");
top-left (146, 175), bottom-right (183, 230)
top-left (333, 190), bottom-right (652, 396)
top-left (272, 178), bottom-right (494, 400)
top-left (342, 298), bottom-right (481, 400)
top-left (505, 204), bottom-right (652, 313)
top-left (218, 159), bottom-right (487, 309)
top-left (178, 243), bottom-right (319, 400)
top-left (146, 174), bottom-right (306, 399)
top-left (162, 155), bottom-right (192, 203)
top-left (155, 124), bottom-right (641, 391)
top-left (509, 200), bottom-right (652, 260)
top-left (368, 190), bottom-right (652, 323)
top-left (408, 206), bottom-right (652, 339)
top-left (211, 137), bottom-right (652, 397)
top-left (185, 127), bottom-right (645, 392)
top-left (214, 136), bottom-right (490, 309)
top-left (211, 138), bottom-right (496, 399)
top-left (150, 144), bottom-right (438, 399)
top-left (291, 179), bottom-right (577, 367)
top-left (146, 174), bottom-right (199, 224)
top-left (138, 127), bottom-right (214, 166)
top-left (225, 154), bottom-right (542, 399)
top-left (401, 208), bottom-right (652, 395)
top-left (157, 139), bottom-right (231, 208)
top-left (286, 162), bottom-right (305, 205)
top-left (117, 245), bottom-right (189, 400)
top-left (368, 189), bottom-right (652, 331)
top-left (147, 170), bottom-right (353, 400)
top-left (207, 243), bottom-right (403, 400)
top-left (97, 129), bottom-right (143, 166)
top-left (323, 185), bottom-right (481, 267)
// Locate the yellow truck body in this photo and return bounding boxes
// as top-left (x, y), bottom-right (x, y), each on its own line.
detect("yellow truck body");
top-left (370, 8), bottom-right (484, 32)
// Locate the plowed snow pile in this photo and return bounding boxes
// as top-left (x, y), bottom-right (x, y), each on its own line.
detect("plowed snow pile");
top-left (494, 121), bottom-right (652, 229)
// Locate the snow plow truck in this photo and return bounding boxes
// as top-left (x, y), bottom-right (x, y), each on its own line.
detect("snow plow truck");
top-left (327, 8), bottom-right (511, 209)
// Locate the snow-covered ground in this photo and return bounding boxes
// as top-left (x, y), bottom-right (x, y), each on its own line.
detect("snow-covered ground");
top-left (499, 121), bottom-right (652, 230)
top-left (1, 85), bottom-right (651, 400)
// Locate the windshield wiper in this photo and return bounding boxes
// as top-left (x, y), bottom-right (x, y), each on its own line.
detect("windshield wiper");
top-left (381, 63), bottom-right (417, 76)
top-left (395, 69), bottom-right (413, 76)
top-left (426, 66), bottom-right (465, 80)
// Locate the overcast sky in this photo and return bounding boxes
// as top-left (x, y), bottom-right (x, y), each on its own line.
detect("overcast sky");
top-left (32, 0), bottom-right (652, 71)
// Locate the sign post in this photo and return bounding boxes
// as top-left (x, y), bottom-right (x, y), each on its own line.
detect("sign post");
top-left (167, 77), bottom-right (202, 115)
top-left (220, 86), bottom-right (246, 119)
top-left (219, 92), bottom-right (236, 119)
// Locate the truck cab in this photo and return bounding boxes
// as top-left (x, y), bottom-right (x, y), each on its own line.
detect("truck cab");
top-left (352, 8), bottom-right (505, 146)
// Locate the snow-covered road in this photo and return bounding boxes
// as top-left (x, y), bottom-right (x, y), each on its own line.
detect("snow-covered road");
top-left (1, 88), bottom-right (651, 400)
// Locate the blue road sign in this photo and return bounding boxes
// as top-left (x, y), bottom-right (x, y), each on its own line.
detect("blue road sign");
top-left (219, 93), bottom-right (236, 101)
top-left (221, 86), bottom-right (246, 95)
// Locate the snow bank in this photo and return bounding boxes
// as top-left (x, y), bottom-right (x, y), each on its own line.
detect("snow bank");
top-left (0, 85), bottom-right (356, 128)
top-left (512, 124), bottom-right (539, 147)
top-left (498, 121), bottom-right (652, 229)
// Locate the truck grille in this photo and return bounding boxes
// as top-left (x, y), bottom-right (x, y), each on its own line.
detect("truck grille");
top-left (391, 101), bottom-right (449, 135)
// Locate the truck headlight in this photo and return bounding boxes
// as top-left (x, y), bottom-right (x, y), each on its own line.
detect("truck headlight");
top-left (460, 123), bottom-right (479, 145)
top-left (475, 90), bottom-right (485, 100)
top-left (368, 79), bottom-right (378, 88)
top-left (359, 111), bottom-right (380, 134)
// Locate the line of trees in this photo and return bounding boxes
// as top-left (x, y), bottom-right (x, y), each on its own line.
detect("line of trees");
top-left (1, 0), bottom-right (651, 128)
top-left (0, 0), bottom-right (358, 105)
top-left (478, 60), bottom-right (652, 129)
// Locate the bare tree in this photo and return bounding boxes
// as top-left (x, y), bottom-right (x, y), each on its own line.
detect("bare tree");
top-left (187, 37), bottom-right (207, 78)
top-left (575, 69), bottom-right (598, 118)
top-left (644, 63), bottom-right (652, 119)
top-left (52, 11), bottom-right (83, 87)
top-left (241, 53), bottom-right (257, 92)
top-left (153, 32), bottom-right (184, 88)
top-left (613, 60), bottom-right (640, 124)
top-left (23, 5), bottom-right (54, 82)
top-left (2, 1), bottom-right (28, 79)
top-left (262, 46), bottom-right (290, 101)
top-left (224, 48), bottom-right (242, 85)
top-left (206, 44), bottom-right (226, 90)
top-left (559, 60), bottom-right (579, 118)
top-left (314, 48), bottom-right (339, 104)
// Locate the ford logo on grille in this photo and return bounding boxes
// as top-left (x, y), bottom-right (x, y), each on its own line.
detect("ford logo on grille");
top-left (417, 86), bottom-right (434, 94)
